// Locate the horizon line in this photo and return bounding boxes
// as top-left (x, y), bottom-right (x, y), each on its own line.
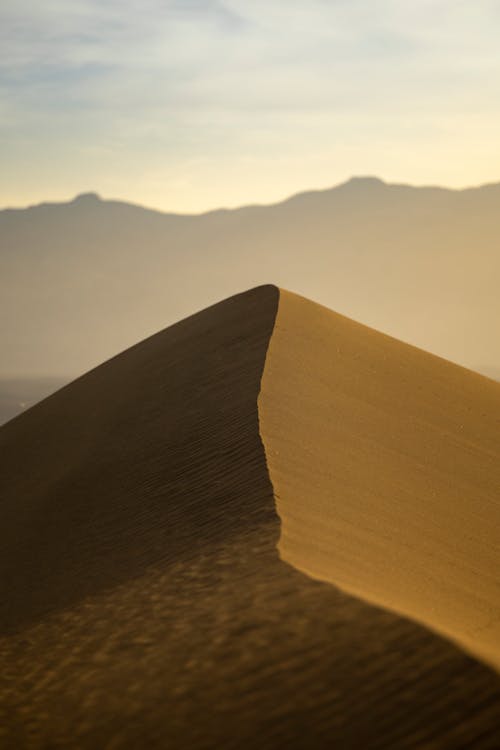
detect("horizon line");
top-left (2, 174), bottom-right (500, 218)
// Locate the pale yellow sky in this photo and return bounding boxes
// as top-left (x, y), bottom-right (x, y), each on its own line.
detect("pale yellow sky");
top-left (2, 1), bottom-right (500, 213)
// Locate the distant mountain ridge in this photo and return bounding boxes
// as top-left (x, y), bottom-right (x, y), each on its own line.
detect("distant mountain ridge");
top-left (5, 176), bottom-right (500, 215)
top-left (1, 176), bottom-right (499, 378)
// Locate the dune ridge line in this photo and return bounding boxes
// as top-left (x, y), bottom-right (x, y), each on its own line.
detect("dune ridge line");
top-left (3, 286), bottom-right (500, 746)
top-left (258, 287), bottom-right (500, 671)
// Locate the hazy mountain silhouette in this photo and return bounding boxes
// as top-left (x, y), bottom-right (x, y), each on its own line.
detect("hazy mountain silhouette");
top-left (1, 177), bottom-right (499, 381)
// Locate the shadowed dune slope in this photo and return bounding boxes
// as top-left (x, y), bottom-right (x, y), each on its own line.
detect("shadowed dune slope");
top-left (0, 286), bottom-right (280, 631)
top-left (259, 290), bottom-right (500, 672)
top-left (2, 286), bottom-right (500, 749)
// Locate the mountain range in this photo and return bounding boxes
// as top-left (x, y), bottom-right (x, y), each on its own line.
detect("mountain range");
top-left (1, 176), bottom-right (498, 393)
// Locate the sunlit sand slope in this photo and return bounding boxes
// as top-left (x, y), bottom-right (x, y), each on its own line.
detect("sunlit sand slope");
top-left (259, 289), bottom-right (500, 671)
top-left (1, 286), bottom-right (500, 749)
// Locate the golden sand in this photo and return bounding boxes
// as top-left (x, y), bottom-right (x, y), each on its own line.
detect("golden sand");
top-left (259, 289), bottom-right (500, 670)
top-left (2, 286), bottom-right (500, 747)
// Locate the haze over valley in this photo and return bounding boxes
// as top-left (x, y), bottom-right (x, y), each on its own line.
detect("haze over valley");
top-left (2, 176), bottom-right (499, 386)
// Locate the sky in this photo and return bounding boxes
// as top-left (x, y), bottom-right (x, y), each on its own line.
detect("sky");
top-left (2, 0), bottom-right (500, 212)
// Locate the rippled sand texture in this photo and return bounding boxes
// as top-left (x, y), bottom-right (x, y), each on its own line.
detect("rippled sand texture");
top-left (2, 286), bottom-right (500, 749)
top-left (259, 289), bottom-right (500, 671)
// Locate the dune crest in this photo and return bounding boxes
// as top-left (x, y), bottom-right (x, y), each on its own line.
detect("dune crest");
top-left (259, 289), bottom-right (500, 670)
top-left (2, 286), bottom-right (500, 747)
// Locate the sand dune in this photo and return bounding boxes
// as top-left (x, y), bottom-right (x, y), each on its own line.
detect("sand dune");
top-left (1, 286), bottom-right (500, 748)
